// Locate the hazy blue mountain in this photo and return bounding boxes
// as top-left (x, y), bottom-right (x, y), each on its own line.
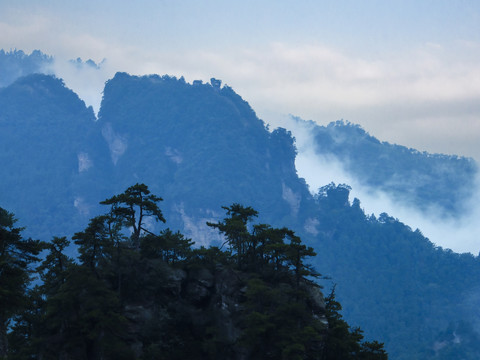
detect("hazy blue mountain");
top-left (0, 64), bottom-right (479, 359)
top-left (97, 73), bottom-right (312, 243)
top-left (0, 49), bottom-right (53, 87)
top-left (0, 73), bottom-right (111, 240)
top-left (69, 57), bottom-right (104, 69)
top-left (310, 184), bottom-right (480, 359)
top-left (299, 118), bottom-right (478, 217)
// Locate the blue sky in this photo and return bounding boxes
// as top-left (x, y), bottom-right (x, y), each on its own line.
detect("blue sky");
top-left (1, 0), bottom-right (480, 160)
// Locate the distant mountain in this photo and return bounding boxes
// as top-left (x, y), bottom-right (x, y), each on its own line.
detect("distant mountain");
top-left (298, 118), bottom-right (477, 217)
top-left (0, 49), bottom-right (53, 87)
top-left (0, 73), bottom-right (111, 240)
top-left (0, 55), bottom-right (479, 359)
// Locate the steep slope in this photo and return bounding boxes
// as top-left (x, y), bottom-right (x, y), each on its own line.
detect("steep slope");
top-left (308, 184), bottom-right (480, 359)
top-left (299, 118), bottom-right (477, 217)
top-left (0, 74), bottom-right (111, 240)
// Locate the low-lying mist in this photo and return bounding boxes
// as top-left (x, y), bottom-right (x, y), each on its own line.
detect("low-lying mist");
top-left (288, 117), bottom-right (480, 255)
top-left (50, 57), bottom-right (114, 116)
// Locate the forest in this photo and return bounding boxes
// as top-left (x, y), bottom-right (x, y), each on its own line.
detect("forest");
top-left (1, 184), bottom-right (388, 360)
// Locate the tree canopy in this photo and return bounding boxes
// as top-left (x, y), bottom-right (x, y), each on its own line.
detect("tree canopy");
top-left (2, 184), bottom-right (388, 359)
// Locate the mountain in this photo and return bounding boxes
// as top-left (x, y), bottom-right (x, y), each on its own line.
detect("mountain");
top-left (310, 184), bottom-right (480, 359)
top-left (0, 59), bottom-right (479, 358)
top-left (0, 49), bottom-right (53, 88)
top-left (0, 73), bottom-right (111, 240)
top-left (97, 73), bottom-right (311, 244)
top-left (298, 118), bottom-right (478, 217)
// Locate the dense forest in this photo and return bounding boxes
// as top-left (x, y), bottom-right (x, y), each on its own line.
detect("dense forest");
top-left (1, 50), bottom-right (480, 359)
top-left (1, 184), bottom-right (388, 359)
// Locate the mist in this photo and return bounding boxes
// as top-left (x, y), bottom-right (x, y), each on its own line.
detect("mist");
top-left (51, 56), bottom-right (114, 116)
top-left (286, 116), bottom-right (480, 255)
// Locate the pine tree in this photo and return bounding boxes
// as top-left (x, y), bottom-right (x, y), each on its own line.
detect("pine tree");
top-left (100, 183), bottom-right (165, 250)
top-left (207, 203), bottom-right (258, 268)
top-left (0, 207), bottom-right (44, 357)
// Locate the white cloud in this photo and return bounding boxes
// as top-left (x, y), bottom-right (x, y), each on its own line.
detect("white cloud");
top-left (0, 18), bottom-right (48, 54)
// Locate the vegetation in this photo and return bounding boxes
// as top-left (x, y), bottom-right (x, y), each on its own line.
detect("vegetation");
top-left (1, 64), bottom-right (479, 359)
top-left (0, 208), bottom-right (45, 356)
top-left (1, 185), bottom-right (387, 359)
top-left (311, 183), bottom-right (480, 359)
top-left (0, 73), bottom-right (107, 243)
top-left (303, 118), bottom-right (477, 216)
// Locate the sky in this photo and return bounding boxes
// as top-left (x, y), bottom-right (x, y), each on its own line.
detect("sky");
top-left (1, 1), bottom-right (480, 252)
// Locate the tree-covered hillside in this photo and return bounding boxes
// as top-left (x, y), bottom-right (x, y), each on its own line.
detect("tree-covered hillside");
top-left (0, 74), bottom-right (111, 240)
top-left (0, 66), bottom-right (479, 359)
top-left (309, 183), bottom-right (480, 359)
top-left (299, 118), bottom-right (477, 216)
top-left (1, 186), bottom-right (388, 360)
top-left (98, 73), bottom-right (310, 242)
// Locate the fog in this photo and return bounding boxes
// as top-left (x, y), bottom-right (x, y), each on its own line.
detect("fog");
top-left (51, 56), bottom-right (114, 116)
top-left (287, 116), bottom-right (480, 255)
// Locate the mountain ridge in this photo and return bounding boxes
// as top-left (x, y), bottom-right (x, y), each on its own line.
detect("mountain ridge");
top-left (292, 117), bottom-right (477, 217)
